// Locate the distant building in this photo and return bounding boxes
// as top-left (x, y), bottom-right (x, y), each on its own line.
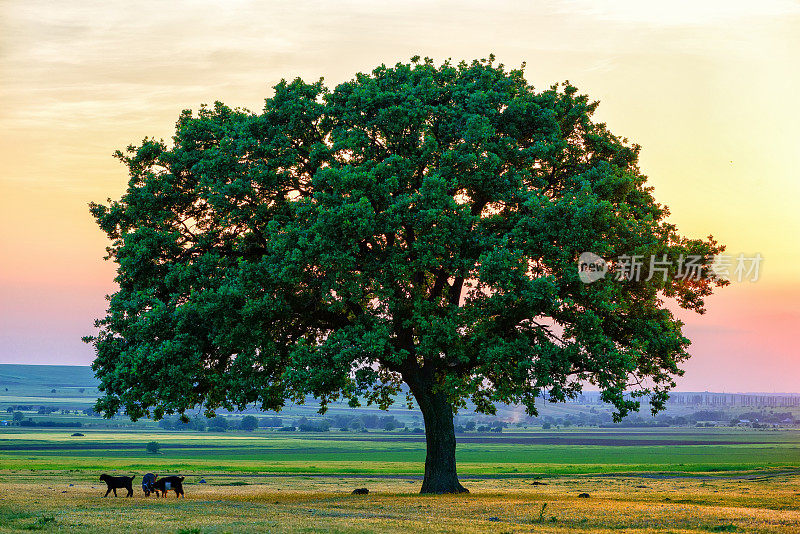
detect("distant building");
top-left (667, 393), bottom-right (800, 408)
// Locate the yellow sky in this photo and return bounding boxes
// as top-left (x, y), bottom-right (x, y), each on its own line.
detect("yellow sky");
top-left (1, 1), bottom-right (798, 390)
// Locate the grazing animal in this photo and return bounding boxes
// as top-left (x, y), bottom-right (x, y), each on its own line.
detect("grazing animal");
top-left (99, 474), bottom-right (135, 497)
top-left (142, 473), bottom-right (159, 497)
top-left (152, 475), bottom-right (185, 498)
top-left (351, 488), bottom-right (369, 495)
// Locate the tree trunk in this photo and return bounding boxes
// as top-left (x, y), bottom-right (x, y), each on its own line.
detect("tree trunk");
top-left (408, 375), bottom-right (468, 494)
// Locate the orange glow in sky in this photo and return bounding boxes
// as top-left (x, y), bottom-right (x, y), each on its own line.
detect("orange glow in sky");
top-left (0, 1), bottom-right (798, 391)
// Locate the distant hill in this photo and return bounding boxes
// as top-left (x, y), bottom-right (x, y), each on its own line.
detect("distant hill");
top-left (0, 364), bottom-right (98, 387)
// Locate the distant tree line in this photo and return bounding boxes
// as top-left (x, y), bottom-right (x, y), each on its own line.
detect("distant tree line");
top-left (157, 414), bottom-right (284, 432)
top-left (325, 414), bottom-right (403, 431)
top-left (4, 404), bottom-right (796, 432)
top-left (466, 421), bottom-right (506, 433)
top-left (6, 405), bottom-right (60, 414)
top-left (17, 419), bottom-right (82, 428)
top-left (5, 411), bottom-right (83, 428)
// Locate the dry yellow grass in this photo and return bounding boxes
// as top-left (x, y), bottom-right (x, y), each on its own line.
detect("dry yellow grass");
top-left (1, 473), bottom-right (798, 533)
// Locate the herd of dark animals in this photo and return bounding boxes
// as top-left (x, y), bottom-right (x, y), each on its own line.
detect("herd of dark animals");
top-left (99, 474), bottom-right (370, 498)
top-left (99, 473), bottom-right (185, 498)
top-left (98, 474), bottom-right (370, 499)
top-left (97, 477), bottom-right (583, 499)
top-left (97, 476), bottom-right (578, 500)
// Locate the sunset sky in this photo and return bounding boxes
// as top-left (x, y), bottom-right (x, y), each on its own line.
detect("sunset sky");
top-left (0, 1), bottom-right (797, 392)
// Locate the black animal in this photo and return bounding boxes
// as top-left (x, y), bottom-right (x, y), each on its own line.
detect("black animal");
top-left (142, 473), bottom-right (159, 497)
top-left (152, 475), bottom-right (185, 498)
top-left (99, 474), bottom-right (135, 497)
top-left (351, 488), bottom-right (369, 495)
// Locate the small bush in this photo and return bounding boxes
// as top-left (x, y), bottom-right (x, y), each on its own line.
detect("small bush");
top-left (146, 441), bottom-right (161, 454)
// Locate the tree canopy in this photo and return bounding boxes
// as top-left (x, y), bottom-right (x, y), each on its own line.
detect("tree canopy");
top-left (86, 56), bottom-right (724, 493)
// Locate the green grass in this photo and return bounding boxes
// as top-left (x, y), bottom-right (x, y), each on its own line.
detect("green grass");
top-left (1, 428), bottom-right (799, 532)
top-left (1, 428), bottom-right (799, 476)
top-left (1, 473), bottom-right (797, 533)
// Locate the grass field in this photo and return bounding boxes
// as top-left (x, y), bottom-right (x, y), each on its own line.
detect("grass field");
top-left (1, 428), bottom-right (800, 532)
top-left (2, 428), bottom-right (800, 475)
top-left (2, 472), bottom-right (800, 533)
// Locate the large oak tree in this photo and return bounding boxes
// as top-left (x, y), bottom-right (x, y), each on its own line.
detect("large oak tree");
top-left (87, 57), bottom-right (724, 493)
